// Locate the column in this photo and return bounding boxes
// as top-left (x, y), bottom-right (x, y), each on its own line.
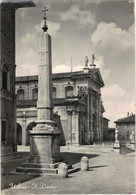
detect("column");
top-left (22, 113), bottom-right (27, 145)
top-left (72, 110), bottom-right (80, 145)
top-left (67, 110), bottom-right (72, 144)
top-left (84, 93), bottom-right (90, 144)
top-left (89, 89), bottom-right (94, 144)
top-left (95, 92), bottom-right (100, 141)
top-left (98, 94), bottom-right (102, 141)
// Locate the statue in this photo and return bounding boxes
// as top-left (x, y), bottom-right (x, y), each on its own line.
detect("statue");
top-left (90, 53), bottom-right (96, 68)
top-left (85, 56), bottom-right (89, 68)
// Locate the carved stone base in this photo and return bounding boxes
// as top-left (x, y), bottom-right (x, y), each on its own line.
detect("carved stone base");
top-left (29, 127), bottom-right (62, 164)
top-left (16, 125), bottom-right (63, 175)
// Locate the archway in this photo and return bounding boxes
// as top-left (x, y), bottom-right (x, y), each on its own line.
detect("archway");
top-left (26, 122), bottom-right (36, 145)
top-left (16, 123), bottom-right (22, 145)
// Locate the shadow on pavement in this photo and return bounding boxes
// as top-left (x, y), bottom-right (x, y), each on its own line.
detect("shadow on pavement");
top-left (61, 152), bottom-right (99, 164)
top-left (120, 146), bottom-right (135, 155)
top-left (1, 174), bottom-right (40, 190)
top-left (1, 152), bottom-right (99, 190)
top-left (89, 165), bottom-right (108, 169)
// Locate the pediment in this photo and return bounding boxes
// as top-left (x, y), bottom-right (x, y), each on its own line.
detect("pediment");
top-left (90, 69), bottom-right (104, 87)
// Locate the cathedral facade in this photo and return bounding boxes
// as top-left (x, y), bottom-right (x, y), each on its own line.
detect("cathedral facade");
top-left (15, 65), bottom-right (105, 146)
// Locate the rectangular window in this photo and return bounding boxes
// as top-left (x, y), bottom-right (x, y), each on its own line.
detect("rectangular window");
top-left (2, 71), bottom-right (7, 90)
top-left (1, 120), bottom-right (6, 142)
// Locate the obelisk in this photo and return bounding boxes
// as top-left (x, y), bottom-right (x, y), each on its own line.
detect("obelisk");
top-left (29, 7), bottom-right (61, 164)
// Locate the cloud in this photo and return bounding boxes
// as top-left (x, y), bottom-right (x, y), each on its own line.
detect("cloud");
top-left (16, 62), bottom-right (38, 76)
top-left (90, 21), bottom-right (135, 86)
top-left (85, 0), bottom-right (101, 5)
top-left (91, 22), bottom-right (134, 58)
top-left (35, 21), bottom-right (61, 37)
top-left (53, 64), bottom-right (70, 73)
top-left (21, 33), bottom-right (38, 47)
top-left (16, 33), bottom-right (39, 75)
top-left (102, 84), bottom-right (128, 99)
top-left (102, 84), bottom-right (135, 126)
top-left (59, 4), bottom-right (95, 28)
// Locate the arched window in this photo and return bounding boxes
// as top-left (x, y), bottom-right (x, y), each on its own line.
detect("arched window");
top-left (2, 65), bottom-right (8, 90)
top-left (17, 89), bottom-right (24, 100)
top-left (65, 86), bottom-right (73, 97)
top-left (52, 87), bottom-right (56, 98)
top-left (32, 88), bottom-right (38, 99)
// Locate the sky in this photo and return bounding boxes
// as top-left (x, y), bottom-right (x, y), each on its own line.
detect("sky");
top-left (5, 0), bottom-right (135, 126)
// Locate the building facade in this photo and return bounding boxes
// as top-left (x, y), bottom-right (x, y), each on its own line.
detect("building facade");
top-left (114, 114), bottom-right (135, 143)
top-left (0, 1), bottom-right (35, 159)
top-left (15, 66), bottom-right (105, 146)
top-left (103, 117), bottom-right (109, 141)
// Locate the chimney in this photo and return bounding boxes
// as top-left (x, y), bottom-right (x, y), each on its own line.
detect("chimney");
top-left (127, 112), bottom-right (129, 117)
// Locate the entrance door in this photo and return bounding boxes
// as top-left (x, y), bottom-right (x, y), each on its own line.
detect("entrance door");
top-left (17, 123), bottom-right (22, 145)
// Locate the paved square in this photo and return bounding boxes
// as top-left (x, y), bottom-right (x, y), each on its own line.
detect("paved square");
top-left (1, 145), bottom-right (135, 194)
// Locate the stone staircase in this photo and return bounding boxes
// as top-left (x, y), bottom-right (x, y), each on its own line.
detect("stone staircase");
top-left (15, 162), bottom-right (78, 175)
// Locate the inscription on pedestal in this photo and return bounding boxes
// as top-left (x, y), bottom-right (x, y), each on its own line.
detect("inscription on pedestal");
top-left (31, 136), bottom-right (51, 155)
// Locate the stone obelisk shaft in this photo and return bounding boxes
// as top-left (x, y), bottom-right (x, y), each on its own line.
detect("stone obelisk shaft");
top-left (29, 30), bottom-right (61, 164)
top-left (37, 32), bottom-right (53, 124)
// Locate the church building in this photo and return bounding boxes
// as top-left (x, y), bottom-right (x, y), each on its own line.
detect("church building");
top-left (15, 58), bottom-right (105, 146)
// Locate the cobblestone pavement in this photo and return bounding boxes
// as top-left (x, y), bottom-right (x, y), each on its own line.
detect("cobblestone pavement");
top-left (1, 145), bottom-right (135, 194)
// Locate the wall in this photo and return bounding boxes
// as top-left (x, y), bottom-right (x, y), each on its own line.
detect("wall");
top-left (116, 123), bottom-right (135, 142)
top-left (0, 3), bottom-right (16, 156)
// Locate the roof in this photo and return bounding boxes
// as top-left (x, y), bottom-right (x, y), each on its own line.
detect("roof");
top-left (16, 70), bottom-right (96, 81)
top-left (1, 1), bottom-right (35, 8)
top-left (15, 69), bottom-right (104, 87)
top-left (103, 117), bottom-right (110, 121)
top-left (114, 114), bottom-right (135, 123)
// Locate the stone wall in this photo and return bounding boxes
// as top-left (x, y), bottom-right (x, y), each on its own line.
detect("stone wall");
top-left (0, 3), bottom-right (16, 156)
top-left (116, 123), bottom-right (135, 142)
top-left (0, 1), bottom-right (35, 158)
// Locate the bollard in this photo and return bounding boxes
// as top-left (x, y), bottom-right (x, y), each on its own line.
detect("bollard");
top-left (58, 163), bottom-right (68, 178)
top-left (80, 156), bottom-right (89, 171)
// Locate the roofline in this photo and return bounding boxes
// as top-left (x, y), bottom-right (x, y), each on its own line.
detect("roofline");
top-left (15, 69), bottom-right (104, 86)
top-left (103, 117), bottom-right (110, 121)
top-left (1, 1), bottom-right (35, 8)
top-left (114, 114), bottom-right (135, 123)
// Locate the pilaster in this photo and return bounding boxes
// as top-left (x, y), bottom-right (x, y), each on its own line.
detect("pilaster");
top-left (72, 110), bottom-right (80, 146)
top-left (67, 110), bottom-right (72, 144)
